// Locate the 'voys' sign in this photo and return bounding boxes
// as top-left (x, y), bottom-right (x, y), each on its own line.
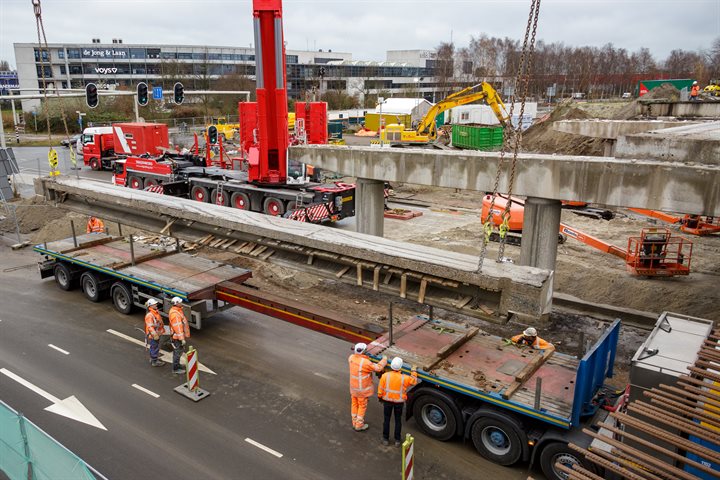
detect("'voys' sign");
top-left (95, 67), bottom-right (118, 74)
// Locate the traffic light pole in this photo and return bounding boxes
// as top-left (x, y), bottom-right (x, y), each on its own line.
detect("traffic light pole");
top-left (134, 99), bottom-right (140, 122)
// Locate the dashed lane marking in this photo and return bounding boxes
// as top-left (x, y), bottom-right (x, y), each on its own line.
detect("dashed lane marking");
top-left (313, 372), bottom-right (335, 381)
top-left (132, 384), bottom-right (160, 398)
top-left (245, 438), bottom-right (283, 458)
top-left (48, 344), bottom-right (70, 355)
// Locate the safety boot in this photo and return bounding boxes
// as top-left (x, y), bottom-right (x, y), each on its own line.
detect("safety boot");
top-left (151, 359), bottom-right (166, 367)
top-left (173, 367), bottom-right (186, 374)
top-left (353, 423), bottom-right (369, 432)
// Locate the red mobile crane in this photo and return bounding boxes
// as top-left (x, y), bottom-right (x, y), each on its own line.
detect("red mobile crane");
top-left (113, 0), bottom-right (355, 224)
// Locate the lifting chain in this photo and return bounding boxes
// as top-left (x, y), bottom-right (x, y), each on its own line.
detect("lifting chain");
top-left (33, 0), bottom-right (75, 167)
top-left (477, 0), bottom-right (541, 272)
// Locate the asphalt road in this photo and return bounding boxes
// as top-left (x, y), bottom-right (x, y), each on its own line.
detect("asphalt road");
top-left (0, 244), bottom-right (533, 480)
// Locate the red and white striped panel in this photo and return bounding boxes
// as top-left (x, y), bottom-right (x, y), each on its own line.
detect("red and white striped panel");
top-left (287, 202), bottom-right (335, 223)
top-left (144, 184), bottom-right (165, 194)
top-left (402, 436), bottom-right (414, 480)
top-left (186, 348), bottom-right (199, 392)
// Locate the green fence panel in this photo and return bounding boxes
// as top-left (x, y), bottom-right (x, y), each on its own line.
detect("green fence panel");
top-left (0, 402), bottom-right (100, 480)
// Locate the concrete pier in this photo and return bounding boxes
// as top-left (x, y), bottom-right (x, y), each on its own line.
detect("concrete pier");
top-left (355, 178), bottom-right (385, 236)
top-left (519, 197), bottom-right (562, 272)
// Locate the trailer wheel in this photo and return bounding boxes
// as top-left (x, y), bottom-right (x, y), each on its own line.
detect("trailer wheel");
top-left (89, 157), bottom-right (100, 171)
top-left (263, 197), bottom-right (285, 216)
top-left (111, 282), bottom-right (133, 315)
top-left (211, 189), bottom-right (229, 206)
top-left (129, 176), bottom-right (144, 190)
top-left (412, 394), bottom-right (458, 441)
top-left (81, 272), bottom-right (105, 302)
top-left (191, 185), bottom-right (209, 203)
top-left (471, 416), bottom-right (523, 466)
top-left (54, 263), bottom-right (76, 291)
top-left (231, 192), bottom-right (250, 210)
top-left (540, 442), bottom-right (585, 480)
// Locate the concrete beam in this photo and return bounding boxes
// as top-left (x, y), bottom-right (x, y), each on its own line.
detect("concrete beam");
top-left (36, 176), bottom-right (554, 323)
top-left (638, 101), bottom-right (720, 118)
top-left (291, 145), bottom-right (720, 216)
top-left (615, 121), bottom-right (720, 165)
top-left (553, 119), bottom-right (699, 139)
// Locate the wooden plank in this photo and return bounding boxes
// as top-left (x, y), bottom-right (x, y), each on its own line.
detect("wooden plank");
top-left (477, 303), bottom-right (495, 315)
top-left (241, 242), bottom-right (257, 254)
top-left (502, 349), bottom-right (554, 400)
top-left (383, 272), bottom-right (393, 285)
top-left (198, 234), bottom-right (214, 245)
top-left (234, 242), bottom-right (248, 253)
top-left (58, 235), bottom-right (117, 254)
top-left (418, 278), bottom-right (428, 304)
top-left (373, 266), bottom-right (381, 291)
top-left (221, 239), bottom-right (238, 250)
top-left (454, 296), bottom-right (473, 309)
top-left (159, 218), bottom-right (176, 235)
top-left (109, 248), bottom-right (174, 270)
top-left (400, 274), bottom-right (407, 299)
top-left (336, 266), bottom-right (351, 278)
top-left (249, 246), bottom-right (268, 257)
top-left (356, 263), bottom-right (363, 286)
top-left (424, 327), bottom-right (480, 371)
top-left (307, 253), bottom-right (314, 265)
top-left (259, 250), bottom-right (275, 260)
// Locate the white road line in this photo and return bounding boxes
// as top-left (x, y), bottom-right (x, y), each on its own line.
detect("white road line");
top-left (245, 438), bottom-right (283, 458)
top-left (132, 384), bottom-right (160, 398)
top-left (106, 329), bottom-right (216, 375)
top-left (48, 344), bottom-right (70, 355)
top-left (313, 372), bottom-right (334, 381)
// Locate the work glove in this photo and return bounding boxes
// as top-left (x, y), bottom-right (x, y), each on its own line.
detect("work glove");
top-left (152, 334), bottom-right (160, 341)
top-left (181, 339), bottom-right (186, 346)
top-left (411, 365), bottom-right (417, 371)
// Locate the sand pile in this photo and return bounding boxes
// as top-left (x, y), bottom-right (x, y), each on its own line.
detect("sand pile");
top-left (521, 101), bottom-right (606, 155)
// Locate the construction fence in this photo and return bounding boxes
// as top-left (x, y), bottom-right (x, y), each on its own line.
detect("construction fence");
top-left (0, 400), bottom-right (106, 480)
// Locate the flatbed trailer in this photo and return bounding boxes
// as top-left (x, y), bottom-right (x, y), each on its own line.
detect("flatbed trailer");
top-left (36, 234), bottom-right (620, 480)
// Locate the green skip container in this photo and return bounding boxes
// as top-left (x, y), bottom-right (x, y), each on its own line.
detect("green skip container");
top-left (452, 125), bottom-right (504, 151)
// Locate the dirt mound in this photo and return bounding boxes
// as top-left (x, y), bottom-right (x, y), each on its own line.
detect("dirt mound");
top-left (612, 84), bottom-right (682, 120)
top-left (0, 196), bottom-right (63, 236)
top-left (521, 101), bottom-right (605, 155)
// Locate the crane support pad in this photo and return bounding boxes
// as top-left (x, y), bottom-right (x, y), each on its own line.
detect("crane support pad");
top-left (215, 281), bottom-right (383, 344)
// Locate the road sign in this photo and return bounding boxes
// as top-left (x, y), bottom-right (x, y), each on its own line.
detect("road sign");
top-left (48, 148), bottom-right (59, 177)
top-left (152, 86), bottom-right (163, 100)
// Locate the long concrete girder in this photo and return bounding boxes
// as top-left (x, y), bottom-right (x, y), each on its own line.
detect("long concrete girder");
top-left (291, 144), bottom-right (720, 216)
top-left (35, 176), bottom-right (553, 323)
top-left (552, 119), bottom-right (700, 139)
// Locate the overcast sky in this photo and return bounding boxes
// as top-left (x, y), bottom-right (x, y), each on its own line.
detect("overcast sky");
top-left (1, 0), bottom-right (718, 68)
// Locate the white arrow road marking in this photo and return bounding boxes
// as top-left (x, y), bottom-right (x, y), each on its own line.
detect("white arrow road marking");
top-left (48, 344), bottom-right (70, 355)
top-left (132, 384), bottom-right (160, 398)
top-left (245, 438), bottom-right (283, 458)
top-left (106, 329), bottom-right (216, 375)
top-left (0, 368), bottom-right (107, 430)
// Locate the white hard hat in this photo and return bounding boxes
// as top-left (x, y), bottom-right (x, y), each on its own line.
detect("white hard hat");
top-left (523, 327), bottom-right (537, 337)
top-left (146, 298), bottom-right (159, 307)
top-left (693, 81), bottom-right (698, 85)
top-left (353, 343), bottom-right (367, 354)
top-left (171, 296), bottom-right (183, 305)
top-left (390, 357), bottom-right (403, 371)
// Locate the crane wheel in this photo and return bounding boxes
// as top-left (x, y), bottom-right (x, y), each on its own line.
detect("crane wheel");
top-left (231, 192), bottom-right (251, 210)
top-left (128, 176), bottom-right (144, 190)
top-left (191, 185), bottom-right (209, 203)
top-left (211, 189), bottom-right (229, 207)
top-left (263, 197), bottom-right (285, 216)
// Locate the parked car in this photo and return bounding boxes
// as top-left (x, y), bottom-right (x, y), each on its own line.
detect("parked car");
top-left (60, 134), bottom-right (82, 148)
top-left (621, 92), bottom-right (632, 99)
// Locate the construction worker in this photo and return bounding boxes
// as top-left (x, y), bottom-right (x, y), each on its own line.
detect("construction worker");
top-left (144, 298), bottom-right (166, 367)
top-left (348, 343), bottom-right (387, 432)
top-left (169, 297), bottom-right (190, 374)
top-left (690, 81), bottom-right (700, 101)
top-left (86, 216), bottom-right (105, 234)
top-left (378, 357), bottom-right (418, 447)
top-left (511, 327), bottom-right (555, 351)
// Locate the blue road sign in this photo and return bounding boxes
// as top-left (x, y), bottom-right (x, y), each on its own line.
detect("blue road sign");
top-left (152, 86), bottom-right (163, 100)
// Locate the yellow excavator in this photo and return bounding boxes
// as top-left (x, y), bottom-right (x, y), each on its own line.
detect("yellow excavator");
top-left (382, 82), bottom-right (509, 145)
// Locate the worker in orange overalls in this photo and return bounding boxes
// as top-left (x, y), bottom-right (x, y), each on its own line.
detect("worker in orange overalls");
top-left (169, 296), bottom-right (191, 374)
top-left (690, 81), bottom-right (700, 101)
top-left (86, 216), bottom-right (105, 234)
top-left (144, 298), bottom-right (166, 367)
top-left (378, 357), bottom-right (418, 447)
top-left (511, 327), bottom-right (555, 351)
top-left (348, 343), bottom-right (387, 432)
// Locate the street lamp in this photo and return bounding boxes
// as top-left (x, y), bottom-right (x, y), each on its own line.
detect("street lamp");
top-left (76, 111), bottom-right (86, 131)
top-left (378, 96), bottom-right (385, 147)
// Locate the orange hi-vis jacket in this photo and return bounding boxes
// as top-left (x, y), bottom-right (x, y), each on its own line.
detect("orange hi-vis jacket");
top-left (511, 334), bottom-right (553, 350)
top-left (144, 308), bottom-right (164, 338)
top-left (348, 353), bottom-right (387, 397)
top-left (378, 369), bottom-right (418, 403)
top-left (86, 218), bottom-right (105, 233)
top-left (169, 305), bottom-right (190, 341)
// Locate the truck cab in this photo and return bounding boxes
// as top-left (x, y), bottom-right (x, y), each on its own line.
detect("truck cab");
top-left (82, 127), bottom-right (114, 171)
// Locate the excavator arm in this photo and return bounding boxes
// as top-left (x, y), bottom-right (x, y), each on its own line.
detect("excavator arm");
top-left (415, 82), bottom-right (509, 141)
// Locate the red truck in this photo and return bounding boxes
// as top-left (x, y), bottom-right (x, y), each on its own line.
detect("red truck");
top-left (82, 122), bottom-right (169, 171)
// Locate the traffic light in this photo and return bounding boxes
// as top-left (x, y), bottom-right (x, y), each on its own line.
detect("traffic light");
top-left (137, 82), bottom-right (148, 106)
top-left (207, 125), bottom-right (218, 144)
top-left (173, 82), bottom-right (184, 105)
top-left (85, 83), bottom-right (98, 108)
